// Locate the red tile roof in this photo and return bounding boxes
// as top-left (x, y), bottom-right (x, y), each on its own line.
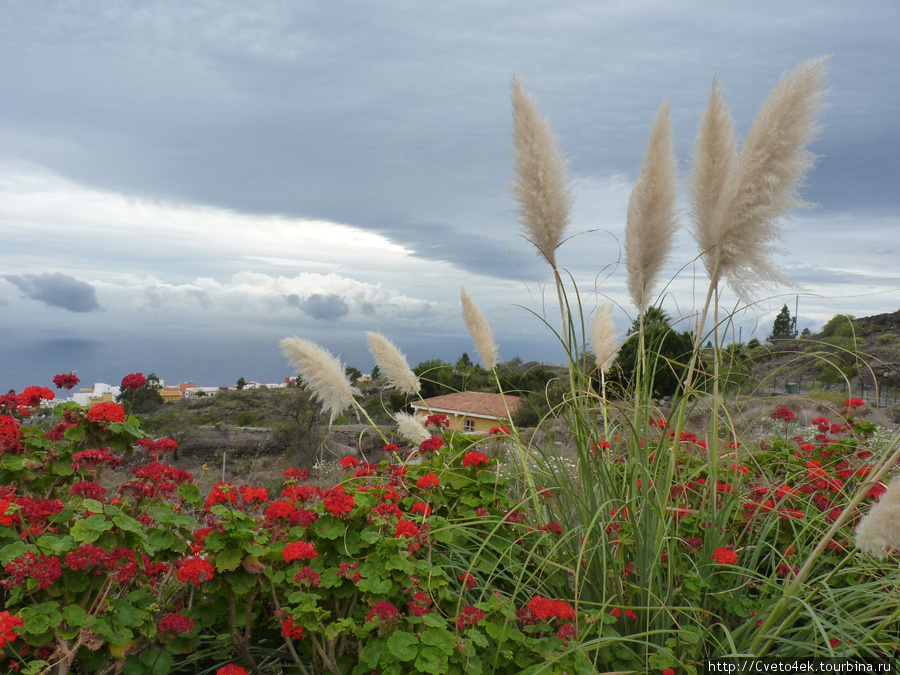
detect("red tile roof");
top-left (411, 392), bottom-right (520, 419)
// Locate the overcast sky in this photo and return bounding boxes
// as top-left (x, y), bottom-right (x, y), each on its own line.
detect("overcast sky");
top-left (2, 1), bottom-right (898, 392)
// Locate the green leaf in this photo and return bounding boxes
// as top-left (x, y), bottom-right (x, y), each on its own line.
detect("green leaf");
top-left (387, 631), bottom-right (419, 662)
top-left (360, 637), bottom-right (388, 667)
top-left (422, 627), bottom-right (456, 655)
top-left (415, 645), bottom-right (447, 673)
top-left (0, 454), bottom-right (25, 471)
top-left (386, 554), bottom-right (413, 574)
top-left (215, 546), bottom-right (244, 572)
top-left (71, 515), bottom-right (114, 543)
top-left (62, 605), bottom-right (90, 628)
top-left (0, 541), bottom-right (29, 565)
top-left (51, 459), bottom-right (75, 476)
top-left (64, 425), bottom-right (86, 442)
top-left (315, 514), bottom-right (346, 540)
top-left (82, 499), bottom-right (104, 513)
top-left (113, 514), bottom-right (146, 538)
top-left (179, 483), bottom-right (202, 508)
top-left (422, 613), bottom-right (448, 629)
top-left (148, 529), bottom-right (175, 550)
top-left (109, 598), bottom-right (144, 628)
top-left (361, 526), bottom-right (382, 544)
top-left (361, 576), bottom-right (392, 594)
top-left (36, 534), bottom-right (76, 555)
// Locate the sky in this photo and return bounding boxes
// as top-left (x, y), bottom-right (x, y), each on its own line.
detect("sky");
top-left (1, 1), bottom-right (899, 392)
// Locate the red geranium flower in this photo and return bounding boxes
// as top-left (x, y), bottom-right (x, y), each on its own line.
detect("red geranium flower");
top-left (384, 443), bottom-right (400, 453)
top-left (416, 473), bottom-right (440, 490)
top-left (394, 519), bottom-right (419, 538)
top-left (281, 617), bottom-right (305, 639)
top-left (845, 397), bottom-right (865, 409)
top-left (87, 402), bottom-right (126, 423)
top-left (52, 372), bottom-right (81, 390)
top-left (419, 436), bottom-right (444, 453)
top-left (526, 596), bottom-right (575, 621)
top-left (773, 408), bottom-right (796, 422)
top-left (462, 451), bottom-right (489, 469)
top-left (366, 601), bottom-right (400, 624)
top-left (283, 467), bottom-right (310, 482)
top-left (424, 413), bottom-right (450, 428)
top-left (340, 456), bottom-right (359, 469)
top-left (712, 548), bottom-right (738, 565)
top-left (177, 556), bottom-right (215, 584)
top-left (158, 613), bottom-right (195, 637)
top-left (0, 610), bottom-right (24, 649)
top-left (15, 386), bottom-right (55, 408)
top-left (322, 485), bottom-right (355, 517)
top-left (216, 666), bottom-right (248, 675)
top-left (121, 373), bottom-right (147, 391)
top-left (489, 425), bottom-right (510, 435)
top-left (283, 541), bottom-right (318, 563)
top-left (72, 449), bottom-right (123, 472)
top-left (456, 605), bottom-right (484, 630)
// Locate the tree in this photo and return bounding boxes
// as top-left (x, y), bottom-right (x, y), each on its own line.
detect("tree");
top-left (345, 366), bottom-right (362, 384)
top-left (236, 377), bottom-right (246, 390)
top-left (117, 373), bottom-right (164, 415)
top-left (371, 365), bottom-right (381, 380)
top-left (768, 305), bottom-right (797, 341)
top-left (608, 308), bottom-right (695, 398)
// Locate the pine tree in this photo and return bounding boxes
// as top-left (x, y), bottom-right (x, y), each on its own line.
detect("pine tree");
top-left (769, 305), bottom-right (797, 341)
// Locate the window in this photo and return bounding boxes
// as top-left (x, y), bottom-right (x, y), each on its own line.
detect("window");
top-left (464, 419), bottom-right (475, 432)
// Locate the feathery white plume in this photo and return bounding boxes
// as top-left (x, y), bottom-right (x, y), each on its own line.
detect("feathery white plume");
top-left (591, 304), bottom-right (620, 374)
top-left (461, 287), bottom-right (499, 370)
top-left (366, 332), bottom-right (420, 395)
top-left (692, 58), bottom-right (828, 297)
top-left (510, 75), bottom-right (573, 270)
top-left (394, 412), bottom-right (431, 445)
top-left (281, 337), bottom-right (359, 422)
top-left (856, 477), bottom-right (900, 559)
top-left (625, 101), bottom-right (678, 313)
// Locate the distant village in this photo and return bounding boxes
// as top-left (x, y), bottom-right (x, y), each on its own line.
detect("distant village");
top-left (57, 376), bottom-right (310, 407)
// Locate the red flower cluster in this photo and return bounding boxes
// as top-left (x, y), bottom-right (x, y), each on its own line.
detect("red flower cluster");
top-left (489, 425), bottom-right (510, 435)
top-left (216, 666), bottom-right (248, 675)
top-left (366, 601), bottom-right (400, 624)
top-left (773, 408), bottom-right (796, 422)
top-left (134, 438), bottom-right (178, 456)
top-left (3, 551), bottom-right (62, 590)
top-left (845, 398), bottom-right (865, 409)
top-left (283, 541), bottom-right (318, 562)
top-left (712, 548), bottom-right (738, 565)
top-left (283, 467), bottom-right (310, 482)
top-left (383, 443), bottom-right (400, 453)
top-left (205, 482), bottom-right (238, 509)
top-left (526, 595), bottom-right (575, 621)
top-left (322, 486), bottom-right (355, 517)
top-left (419, 436), bottom-right (444, 453)
top-left (340, 456), bottom-right (359, 469)
top-left (0, 610), bottom-right (23, 649)
top-left (610, 607), bottom-right (638, 621)
top-left (52, 372), bottom-right (80, 390)
top-left (459, 572), bottom-right (477, 590)
top-left (158, 613), bottom-right (195, 637)
top-left (72, 449), bottom-right (123, 472)
top-left (294, 567), bottom-right (321, 587)
top-left (394, 519), bottom-right (419, 538)
top-left (177, 556), bottom-right (215, 584)
top-left (416, 473), bottom-right (440, 490)
top-left (87, 402), bottom-right (126, 423)
top-left (15, 386), bottom-right (55, 409)
top-left (462, 451), bottom-right (489, 468)
top-left (239, 486), bottom-right (269, 504)
top-left (121, 373), bottom-right (147, 390)
top-left (424, 413), bottom-right (449, 429)
top-left (281, 617), bottom-right (304, 639)
top-left (456, 605), bottom-right (484, 629)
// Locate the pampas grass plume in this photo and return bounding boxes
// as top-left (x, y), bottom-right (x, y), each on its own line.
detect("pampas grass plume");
top-left (281, 337), bottom-right (359, 422)
top-left (625, 101), bottom-right (678, 313)
top-left (856, 477), bottom-right (900, 559)
top-left (366, 332), bottom-right (420, 395)
top-left (591, 304), bottom-right (620, 374)
top-left (394, 411), bottom-right (432, 445)
top-left (510, 75), bottom-right (573, 269)
top-left (461, 287), bottom-right (499, 370)
top-left (692, 58), bottom-right (828, 297)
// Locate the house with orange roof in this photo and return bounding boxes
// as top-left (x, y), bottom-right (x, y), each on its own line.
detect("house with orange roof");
top-left (410, 392), bottom-right (520, 433)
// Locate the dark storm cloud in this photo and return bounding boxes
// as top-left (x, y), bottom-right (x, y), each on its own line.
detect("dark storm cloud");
top-left (4, 273), bottom-right (100, 312)
top-left (286, 293), bottom-right (350, 321)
